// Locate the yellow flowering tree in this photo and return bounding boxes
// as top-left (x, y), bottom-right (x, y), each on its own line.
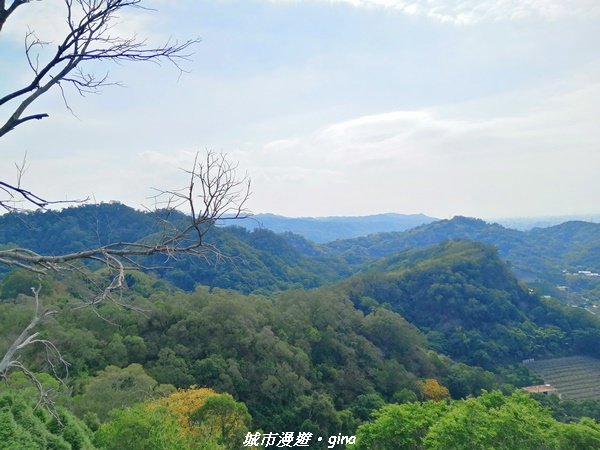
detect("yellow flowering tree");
top-left (420, 379), bottom-right (450, 402)
top-left (150, 386), bottom-right (220, 433)
top-left (148, 386), bottom-right (252, 450)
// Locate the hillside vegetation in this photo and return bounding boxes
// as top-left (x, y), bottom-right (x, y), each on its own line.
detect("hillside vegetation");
top-left (3, 204), bottom-right (600, 448)
top-left (0, 204), bottom-right (350, 293)
top-left (526, 356), bottom-right (600, 400)
top-left (327, 216), bottom-right (600, 302)
top-left (2, 205), bottom-right (599, 301)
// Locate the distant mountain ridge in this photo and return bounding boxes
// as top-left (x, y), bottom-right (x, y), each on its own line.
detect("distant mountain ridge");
top-left (1, 204), bottom-right (599, 302)
top-left (494, 215), bottom-right (600, 231)
top-left (326, 216), bottom-right (600, 303)
top-left (0, 203), bottom-right (352, 293)
top-left (326, 216), bottom-right (600, 273)
top-left (224, 212), bottom-right (438, 243)
top-left (225, 212), bottom-right (600, 242)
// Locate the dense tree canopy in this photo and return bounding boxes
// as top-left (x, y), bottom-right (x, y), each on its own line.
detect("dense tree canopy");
top-left (2, 205), bottom-right (600, 447)
top-left (355, 391), bottom-right (600, 450)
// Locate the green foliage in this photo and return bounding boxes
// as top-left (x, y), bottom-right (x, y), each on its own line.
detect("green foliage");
top-left (557, 417), bottom-right (600, 449)
top-left (0, 390), bottom-right (95, 450)
top-left (345, 240), bottom-right (600, 369)
top-left (443, 362), bottom-right (496, 398)
top-left (74, 364), bottom-right (175, 422)
top-left (5, 213), bottom-right (600, 441)
top-left (327, 216), bottom-right (600, 293)
top-left (9, 244), bottom-right (600, 439)
top-left (391, 388), bottom-right (418, 404)
top-left (0, 269), bottom-right (52, 300)
top-left (423, 392), bottom-right (559, 449)
top-left (350, 393), bottom-right (385, 421)
top-left (354, 400), bottom-right (449, 449)
top-left (96, 389), bottom-right (252, 450)
top-left (354, 391), bottom-right (600, 450)
top-left (0, 277), bottom-right (450, 436)
top-left (0, 371), bottom-right (71, 407)
top-left (534, 393), bottom-right (600, 424)
top-left (94, 404), bottom-right (196, 450)
top-left (189, 394), bottom-right (251, 450)
top-left (0, 204), bottom-right (352, 293)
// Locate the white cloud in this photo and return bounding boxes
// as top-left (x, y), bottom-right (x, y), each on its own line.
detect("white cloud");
top-left (240, 71), bottom-right (600, 217)
top-left (8, 68), bottom-right (593, 218)
top-left (2, 1), bottom-right (597, 219)
top-left (271, 0), bottom-right (600, 24)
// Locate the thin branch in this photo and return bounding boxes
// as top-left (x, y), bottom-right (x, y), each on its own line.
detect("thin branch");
top-left (0, 0), bottom-right (200, 138)
top-left (1, 151), bottom-right (249, 287)
top-left (0, 179), bottom-right (86, 212)
top-left (0, 152), bottom-right (250, 411)
top-left (0, 1), bottom-right (32, 33)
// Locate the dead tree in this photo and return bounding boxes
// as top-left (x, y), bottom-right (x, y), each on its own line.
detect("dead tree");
top-left (0, 0), bottom-right (199, 210)
top-left (0, 3), bottom-right (250, 400)
top-left (0, 0), bottom-right (198, 138)
top-left (0, 151), bottom-right (251, 390)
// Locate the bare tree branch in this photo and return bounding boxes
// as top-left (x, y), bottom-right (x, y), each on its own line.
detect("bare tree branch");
top-left (0, 151), bottom-right (251, 284)
top-left (0, 1), bottom-right (34, 33)
top-left (0, 0), bottom-right (200, 138)
top-left (0, 179), bottom-right (86, 211)
top-left (0, 153), bottom-right (87, 211)
top-left (0, 152), bottom-right (250, 398)
top-left (0, 3), bottom-right (246, 409)
top-left (0, 153), bottom-right (250, 270)
top-left (0, 284), bottom-right (63, 378)
top-left (0, 1), bottom-right (199, 213)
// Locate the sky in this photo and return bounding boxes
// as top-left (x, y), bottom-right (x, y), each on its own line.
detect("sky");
top-left (1, 0), bottom-right (599, 219)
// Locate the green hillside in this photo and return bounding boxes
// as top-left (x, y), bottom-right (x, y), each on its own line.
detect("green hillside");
top-left (3, 205), bottom-right (599, 302)
top-left (0, 203), bottom-right (351, 293)
top-left (4, 206), bottom-right (600, 447)
top-left (327, 216), bottom-right (600, 302)
top-left (342, 240), bottom-right (600, 369)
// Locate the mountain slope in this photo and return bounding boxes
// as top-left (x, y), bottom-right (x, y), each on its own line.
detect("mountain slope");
top-left (341, 240), bottom-right (600, 369)
top-left (0, 203), bottom-right (350, 293)
top-left (2, 205), bottom-right (599, 300)
top-left (326, 216), bottom-right (600, 299)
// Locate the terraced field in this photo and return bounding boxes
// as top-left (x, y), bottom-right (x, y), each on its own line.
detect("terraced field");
top-left (525, 356), bottom-right (600, 400)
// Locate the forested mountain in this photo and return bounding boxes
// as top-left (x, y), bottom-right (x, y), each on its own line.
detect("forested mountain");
top-left (4, 204), bottom-right (600, 447)
top-left (226, 212), bottom-right (438, 243)
top-left (2, 205), bottom-right (599, 302)
top-left (342, 240), bottom-right (600, 370)
top-left (0, 203), bottom-right (351, 293)
top-left (3, 237), bottom-right (600, 440)
top-left (327, 216), bottom-right (600, 276)
top-left (0, 268), bottom-right (495, 439)
top-left (327, 216), bottom-right (600, 302)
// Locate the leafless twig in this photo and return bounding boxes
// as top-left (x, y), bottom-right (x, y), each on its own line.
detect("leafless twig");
top-left (0, 152), bottom-right (250, 403)
top-left (0, 0), bottom-right (200, 138)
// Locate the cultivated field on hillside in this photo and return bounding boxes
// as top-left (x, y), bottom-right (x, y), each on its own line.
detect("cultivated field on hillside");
top-left (525, 356), bottom-right (600, 400)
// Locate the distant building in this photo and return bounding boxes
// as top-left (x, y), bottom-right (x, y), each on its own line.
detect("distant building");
top-left (521, 384), bottom-right (561, 398)
top-left (577, 270), bottom-right (600, 277)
